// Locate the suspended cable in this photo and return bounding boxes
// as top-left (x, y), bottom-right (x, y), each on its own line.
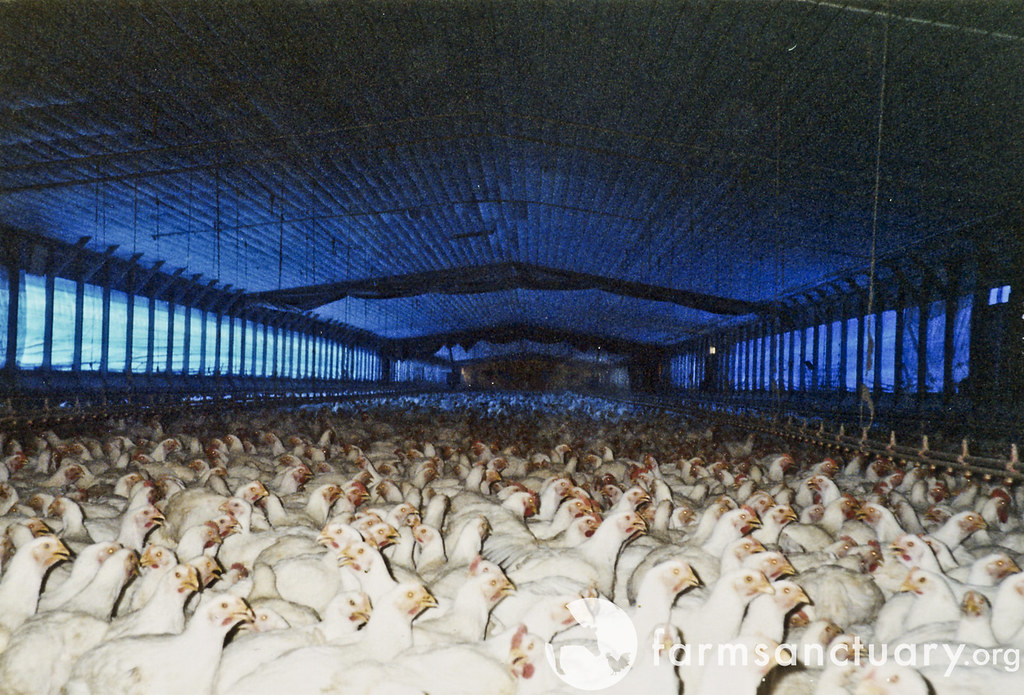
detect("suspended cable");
top-left (154, 196), bottom-right (160, 257)
top-left (861, 5), bottom-right (891, 431)
top-left (235, 186), bottom-right (241, 284)
top-left (215, 170), bottom-right (222, 280)
top-left (278, 211), bottom-right (284, 291)
top-left (186, 173), bottom-right (193, 269)
top-left (132, 180), bottom-right (138, 255)
top-left (771, 96), bottom-right (783, 414)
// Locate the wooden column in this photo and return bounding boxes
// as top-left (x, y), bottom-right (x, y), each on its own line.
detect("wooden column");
top-left (146, 294), bottom-right (156, 375)
top-left (124, 275), bottom-right (135, 375)
top-left (42, 272), bottom-right (55, 371)
top-left (893, 287), bottom-right (906, 400)
top-left (165, 301), bottom-right (175, 374)
top-left (917, 297), bottom-right (929, 402)
top-left (942, 284), bottom-right (957, 402)
top-left (72, 278), bottom-right (85, 372)
top-left (100, 266), bottom-right (112, 375)
top-left (4, 256), bottom-right (21, 377)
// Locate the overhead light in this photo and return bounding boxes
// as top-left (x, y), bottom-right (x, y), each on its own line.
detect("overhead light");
top-left (709, 346), bottom-right (716, 355)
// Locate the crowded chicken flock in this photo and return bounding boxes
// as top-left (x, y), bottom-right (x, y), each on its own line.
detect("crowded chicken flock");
top-left (0, 392), bottom-right (1021, 694)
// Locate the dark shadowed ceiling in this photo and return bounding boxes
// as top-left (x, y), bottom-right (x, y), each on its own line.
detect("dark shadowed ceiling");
top-left (1, 0), bottom-right (1021, 356)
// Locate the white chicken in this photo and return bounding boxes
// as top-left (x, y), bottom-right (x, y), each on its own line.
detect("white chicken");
top-left (65, 593), bottom-right (255, 695)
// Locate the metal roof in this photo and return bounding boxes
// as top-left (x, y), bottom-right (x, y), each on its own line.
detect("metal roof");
top-left (1, 0), bottom-right (1021, 354)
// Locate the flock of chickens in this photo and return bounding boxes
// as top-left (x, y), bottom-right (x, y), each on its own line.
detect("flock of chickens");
top-left (0, 392), bottom-right (1021, 694)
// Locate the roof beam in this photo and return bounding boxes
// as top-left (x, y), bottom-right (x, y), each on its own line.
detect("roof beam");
top-left (249, 262), bottom-right (766, 316)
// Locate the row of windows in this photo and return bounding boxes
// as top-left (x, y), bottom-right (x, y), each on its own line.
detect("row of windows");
top-left (670, 295), bottom-right (976, 394)
top-left (0, 269), bottom-right (381, 381)
top-left (391, 360), bottom-right (450, 384)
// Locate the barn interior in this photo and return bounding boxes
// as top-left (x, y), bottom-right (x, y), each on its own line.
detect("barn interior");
top-left (0, 2), bottom-right (1022, 694)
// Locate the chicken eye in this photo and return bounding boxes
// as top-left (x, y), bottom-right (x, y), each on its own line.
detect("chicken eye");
top-left (221, 602), bottom-right (229, 609)
top-left (348, 600), bottom-right (356, 606)
top-left (406, 591), bottom-right (414, 599)
top-left (108, 547), bottom-right (116, 554)
top-left (997, 560), bottom-right (1005, 566)
top-left (770, 558), bottom-right (778, 565)
top-left (260, 614), bottom-right (267, 621)
top-left (918, 577), bottom-right (926, 584)
top-left (745, 576), bottom-right (753, 583)
top-left (783, 587), bottom-right (791, 594)
top-left (358, 548), bottom-right (365, 554)
top-left (888, 675), bottom-right (900, 684)
top-left (673, 568), bottom-right (680, 575)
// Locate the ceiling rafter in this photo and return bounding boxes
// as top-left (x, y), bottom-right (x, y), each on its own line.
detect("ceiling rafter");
top-left (250, 262), bottom-right (766, 316)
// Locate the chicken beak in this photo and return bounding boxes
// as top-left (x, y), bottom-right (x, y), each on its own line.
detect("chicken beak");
top-left (419, 591), bottom-right (438, 610)
top-left (898, 575), bottom-right (919, 593)
top-left (855, 510), bottom-right (869, 520)
top-left (337, 552), bottom-right (354, 568)
top-left (218, 501), bottom-right (233, 514)
top-left (778, 561), bottom-right (797, 578)
top-left (681, 569), bottom-right (701, 589)
top-left (351, 610), bottom-right (371, 624)
top-left (795, 588), bottom-right (811, 605)
top-left (1007, 560), bottom-right (1022, 575)
top-left (783, 509), bottom-right (798, 523)
top-left (51, 540), bottom-right (72, 562)
top-left (974, 517), bottom-right (988, 531)
top-left (140, 547), bottom-right (157, 566)
top-left (151, 512), bottom-right (166, 527)
top-left (757, 579), bottom-right (775, 595)
top-left (234, 606), bottom-right (256, 625)
top-left (316, 532), bottom-right (335, 548)
top-left (183, 572), bottom-right (201, 593)
top-left (498, 579), bottom-right (516, 597)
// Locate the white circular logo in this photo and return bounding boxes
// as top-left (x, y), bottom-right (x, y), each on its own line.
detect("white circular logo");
top-left (544, 597), bottom-right (638, 690)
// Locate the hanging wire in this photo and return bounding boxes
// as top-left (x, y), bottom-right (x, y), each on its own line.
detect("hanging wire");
top-left (94, 162), bottom-right (100, 232)
top-left (215, 170), bottom-right (222, 279)
top-left (186, 173), bottom-right (193, 269)
top-left (235, 186), bottom-right (241, 284)
top-left (771, 99), bottom-right (783, 414)
top-left (132, 180), bottom-right (138, 254)
top-left (154, 196), bottom-right (160, 257)
top-left (860, 5), bottom-right (891, 431)
top-left (278, 211), bottom-right (284, 290)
